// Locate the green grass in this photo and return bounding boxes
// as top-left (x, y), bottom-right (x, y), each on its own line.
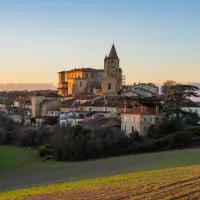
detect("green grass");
top-left (1, 145), bottom-right (200, 173)
top-left (0, 145), bottom-right (59, 172)
top-left (0, 146), bottom-right (40, 171)
top-left (2, 165), bottom-right (200, 200)
top-left (2, 145), bottom-right (200, 196)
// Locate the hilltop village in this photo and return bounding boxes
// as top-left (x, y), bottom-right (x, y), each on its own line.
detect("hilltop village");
top-left (0, 44), bottom-right (199, 136)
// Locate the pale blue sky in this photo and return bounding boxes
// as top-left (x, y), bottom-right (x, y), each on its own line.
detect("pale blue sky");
top-left (0, 0), bottom-right (200, 84)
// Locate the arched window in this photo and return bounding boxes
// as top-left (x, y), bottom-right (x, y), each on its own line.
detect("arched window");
top-left (108, 83), bottom-right (111, 90)
top-left (80, 81), bottom-right (82, 87)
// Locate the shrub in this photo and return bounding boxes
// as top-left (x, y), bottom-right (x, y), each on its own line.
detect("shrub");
top-left (148, 118), bottom-right (185, 138)
top-left (16, 128), bottom-right (37, 147)
top-left (186, 126), bottom-right (200, 136)
top-left (38, 144), bottom-right (51, 157)
top-left (129, 131), bottom-right (142, 142)
top-left (16, 127), bottom-right (52, 147)
top-left (50, 125), bottom-right (130, 161)
top-left (0, 115), bottom-right (20, 144)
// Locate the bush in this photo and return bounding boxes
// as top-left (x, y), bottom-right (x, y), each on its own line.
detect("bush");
top-left (186, 126), bottom-right (200, 136)
top-left (49, 125), bottom-right (130, 161)
top-left (129, 131), bottom-right (142, 142)
top-left (148, 118), bottom-right (185, 139)
top-left (154, 130), bottom-right (193, 150)
top-left (0, 115), bottom-right (20, 144)
top-left (38, 144), bottom-right (51, 157)
top-left (16, 128), bottom-right (37, 147)
top-left (16, 127), bottom-right (52, 147)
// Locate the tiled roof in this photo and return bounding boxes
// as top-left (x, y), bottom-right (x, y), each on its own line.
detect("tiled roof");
top-left (61, 99), bottom-right (79, 108)
top-left (81, 99), bottom-right (132, 109)
top-left (123, 106), bottom-right (161, 115)
top-left (75, 95), bottom-right (99, 101)
top-left (45, 92), bottom-right (62, 98)
top-left (80, 118), bottom-right (119, 130)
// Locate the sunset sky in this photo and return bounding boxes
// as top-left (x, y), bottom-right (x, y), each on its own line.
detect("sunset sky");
top-left (0, 0), bottom-right (200, 85)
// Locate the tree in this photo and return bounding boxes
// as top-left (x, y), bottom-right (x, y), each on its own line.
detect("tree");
top-left (163, 84), bottom-right (199, 119)
top-left (161, 80), bottom-right (176, 95)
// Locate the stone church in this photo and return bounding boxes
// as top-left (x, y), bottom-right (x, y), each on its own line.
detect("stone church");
top-left (58, 44), bottom-right (122, 96)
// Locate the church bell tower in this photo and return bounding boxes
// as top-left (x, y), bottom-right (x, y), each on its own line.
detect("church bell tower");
top-left (102, 44), bottom-right (122, 94)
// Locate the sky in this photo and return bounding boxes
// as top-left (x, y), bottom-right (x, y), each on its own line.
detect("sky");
top-left (0, 0), bottom-right (200, 85)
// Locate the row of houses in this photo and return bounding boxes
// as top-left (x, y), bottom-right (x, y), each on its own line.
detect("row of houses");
top-left (1, 83), bottom-right (200, 136)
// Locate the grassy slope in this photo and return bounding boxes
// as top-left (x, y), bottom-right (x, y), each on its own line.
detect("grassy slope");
top-left (1, 165), bottom-right (200, 200)
top-left (0, 146), bottom-right (40, 171)
top-left (2, 146), bottom-right (200, 198)
top-left (0, 146), bottom-right (58, 172)
top-left (1, 145), bottom-right (200, 172)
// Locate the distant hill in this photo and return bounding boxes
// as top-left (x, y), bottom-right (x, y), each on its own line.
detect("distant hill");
top-left (0, 84), bottom-right (57, 91)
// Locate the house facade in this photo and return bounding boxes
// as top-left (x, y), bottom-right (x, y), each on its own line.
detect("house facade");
top-left (121, 105), bottom-right (163, 136)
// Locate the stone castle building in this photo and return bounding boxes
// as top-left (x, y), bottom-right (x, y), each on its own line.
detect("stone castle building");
top-left (58, 44), bottom-right (122, 96)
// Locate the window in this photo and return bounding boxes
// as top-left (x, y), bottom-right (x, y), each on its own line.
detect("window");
top-left (132, 126), bottom-right (134, 132)
top-left (75, 74), bottom-right (77, 78)
top-left (124, 116), bottom-right (127, 122)
top-left (124, 125), bottom-right (126, 131)
top-left (132, 116), bottom-right (135, 122)
top-left (80, 82), bottom-right (82, 87)
top-left (85, 73), bottom-right (88, 78)
top-left (92, 73), bottom-right (93, 78)
top-left (108, 83), bottom-right (111, 90)
top-left (111, 60), bottom-right (114, 63)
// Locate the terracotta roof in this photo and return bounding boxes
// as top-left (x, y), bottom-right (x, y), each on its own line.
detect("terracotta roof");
top-left (45, 92), bottom-right (62, 98)
top-left (123, 106), bottom-right (162, 115)
top-left (81, 100), bottom-right (132, 109)
top-left (108, 44), bottom-right (119, 59)
top-left (61, 99), bottom-right (79, 108)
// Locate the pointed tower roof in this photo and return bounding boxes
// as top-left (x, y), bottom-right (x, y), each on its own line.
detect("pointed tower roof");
top-left (108, 44), bottom-right (119, 59)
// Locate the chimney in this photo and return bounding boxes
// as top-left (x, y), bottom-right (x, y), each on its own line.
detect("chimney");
top-left (156, 106), bottom-right (159, 114)
top-left (124, 102), bottom-right (127, 112)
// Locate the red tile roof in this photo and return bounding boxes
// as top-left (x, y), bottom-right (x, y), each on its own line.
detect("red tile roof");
top-left (123, 106), bottom-right (162, 115)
